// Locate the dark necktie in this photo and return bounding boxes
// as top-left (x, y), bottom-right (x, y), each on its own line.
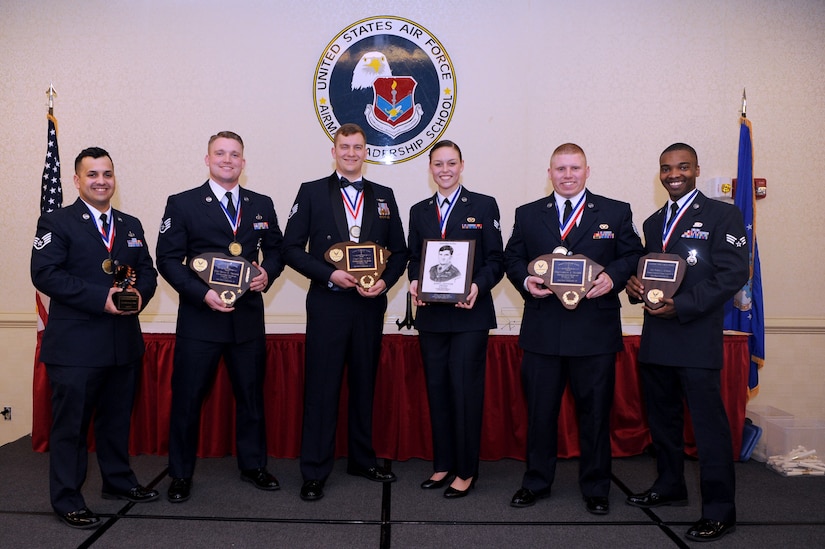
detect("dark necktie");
top-left (340, 176), bottom-right (364, 191)
top-left (440, 197), bottom-right (450, 213)
top-left (225, 191), bottom-right (236, 219)
top-left (665, 202), bottom-right (679, 230)
top-left (100, 213), bottom-right (109, 235)
top-left (563, 199), bottom-right (573, 224)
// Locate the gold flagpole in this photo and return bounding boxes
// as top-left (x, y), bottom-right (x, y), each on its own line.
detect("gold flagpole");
top-left (46, 83), bottom-right (57, 116)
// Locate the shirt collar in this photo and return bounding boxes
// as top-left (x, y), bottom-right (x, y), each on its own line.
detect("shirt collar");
top-left (437, 185), bottom-right (462, 206)
top-left (335, 171), bottom-right (362, 184)
top-left (554, 189), bottom-right (586, 211)
top-left (79, 199), bottom-right (112, 222)
top-left (209, 179), bottom-right (238, 203)
top-left (668, 188), bottom-right (699, 211)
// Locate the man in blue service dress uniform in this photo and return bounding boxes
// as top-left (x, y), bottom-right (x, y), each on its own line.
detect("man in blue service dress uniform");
top-left (31, 147), bottom-right (159, 528)
top-left (282, 123), bottom-right (408, 502)
top-left (504, 143), bottom-right (644, 515)
top-left (625, 143), bottom-right (748, 543)
top-left (156, 131), bottom-right (284, 503)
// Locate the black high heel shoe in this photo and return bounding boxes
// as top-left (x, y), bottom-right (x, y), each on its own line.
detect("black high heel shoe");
top-left (443, 476), bottom-right (477, 499)
top-left (420, 472), bottom-right (453, 490)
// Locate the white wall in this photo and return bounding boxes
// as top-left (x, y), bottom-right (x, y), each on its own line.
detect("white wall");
top-left (2, 0), bottom-right (823, 443)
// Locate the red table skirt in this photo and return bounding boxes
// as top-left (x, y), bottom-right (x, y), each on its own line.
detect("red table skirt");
top-left (32, 333), bottom-right (749, 461)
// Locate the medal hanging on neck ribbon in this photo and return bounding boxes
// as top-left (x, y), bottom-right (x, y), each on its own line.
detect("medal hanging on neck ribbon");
top-left (556, 194), bottom-right (585, 255)
top-left (342, 187), bottom-right (364, 240)
top-left (436, 189), bottom-right (459, 238)
top-left (221, 197), bottom-right (243, 256)
top-left (660, 189), bottom-right (697, 252)
top-left (100, 216), bottom-right (116, 274)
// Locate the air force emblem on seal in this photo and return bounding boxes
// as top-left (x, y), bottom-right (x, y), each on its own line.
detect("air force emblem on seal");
top-left (366, 77), bottom-right (423, 139)
top-left (314, 16), bottom-right (457, 165)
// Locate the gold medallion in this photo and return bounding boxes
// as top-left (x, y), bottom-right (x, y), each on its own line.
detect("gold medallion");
top-left (228, 242), bottom-right (242, 256)
top-left (220, 290), bottom-right (237, 306)
top-left (102, 258), bottom-right (114, 274)
top-left (329, 249), bottom-right (344, 262)
top-left (359, 275), bottom-right (376, 289)
top-left (533, 260), bottom-right (549, 276)
top-left (562, 291), bottom-right (580, 306)
top-left (647, 288), bottom-right (664, 304)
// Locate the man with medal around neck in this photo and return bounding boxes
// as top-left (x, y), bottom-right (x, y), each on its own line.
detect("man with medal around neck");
top-left (156, 131), bottom-right (284, 503)
top-left (31, 147), bottom-right (159, 528)
top-left (282, 123), bottom-right (408, 501)
top-left (624, 143), bottom-right (748, 543)
top-left (504, 143), bottom-right (644, 515)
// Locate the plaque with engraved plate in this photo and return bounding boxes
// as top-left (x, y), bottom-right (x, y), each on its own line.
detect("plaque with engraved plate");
top-left (324, 241), bottom-right (391, 289)
top-left (637, 252), bottom-right (687, 309)
top-left (528, 253), bottom-right (603, 310)
top-left (190, 252), bottom-right (260, 306)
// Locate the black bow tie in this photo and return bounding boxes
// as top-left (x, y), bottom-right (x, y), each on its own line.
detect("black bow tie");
top-left (340, 177), bottom-right (363, 191)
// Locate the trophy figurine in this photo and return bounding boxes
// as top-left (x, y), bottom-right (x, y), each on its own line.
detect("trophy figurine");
top-left (112, 263), bottom-right (140, 311)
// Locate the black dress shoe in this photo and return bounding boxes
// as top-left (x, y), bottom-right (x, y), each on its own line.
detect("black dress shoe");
top-left (102, 485), bottom-right (160, 503)
top-left (167, 477), bottom-right (192, 503)
top-left (685, 518), bottom-right (736, 542)
top-left (626, 489), bottom-right (688, 508)
top-left (60, 507), bottom-right (100, 529)
top-left (300, 480), bottom-right (325, 501)
top-left (443, 477), bottom-right (476, 499)
top-left (420, 473), bottom-right (452, 489)
top-left (584, 496), bottom-right (610, 515)
top-left (241, 468), bottom-right (280, 490)
top-left (347, 465), bottom-right (397, 483)
top-left (510, 487), bottom-right (550, 508)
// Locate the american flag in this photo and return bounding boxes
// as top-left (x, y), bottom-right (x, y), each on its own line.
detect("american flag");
top-left (36, 113), bottom-right (63, 330)
top-left (41, 114), bottom-right (63, 213)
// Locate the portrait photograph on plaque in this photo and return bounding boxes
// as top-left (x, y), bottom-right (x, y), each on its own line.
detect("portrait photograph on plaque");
top-left (324, 240), bottom-right (391, 289)
top-left (418, 239), bottom-right (475, 303)
top-left (528, 253), bottom-right (603, 310)
top-left (637, 252), bottom-right (686, 309)
top-left (190, 252), bottom-right (260, 306)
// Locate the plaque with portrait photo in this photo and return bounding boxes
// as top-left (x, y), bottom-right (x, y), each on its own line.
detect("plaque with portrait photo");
top-left (637, 252), bottom-right (687, 310)
top-left (528, 253), bottom-right (603, 310)
top-left (324, 241), bottom-right (391, 289)
top-left (418, 239), bottom-right (475, 304)
top-left (190, 252), bottom-right (260, 306)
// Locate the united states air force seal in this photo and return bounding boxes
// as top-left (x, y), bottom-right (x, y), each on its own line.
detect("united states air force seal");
top-left (314, 16), bottom-right (457, 165)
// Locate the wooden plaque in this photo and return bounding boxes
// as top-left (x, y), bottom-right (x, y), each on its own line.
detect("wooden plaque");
top-left (324, 241), bottom-right (391, 289)
top-left (636, 252), bottom-right (687, 310)
top-left (190, 252), bottom-right (260, 306)
top-left (528, 253), bottom-right (603, 310)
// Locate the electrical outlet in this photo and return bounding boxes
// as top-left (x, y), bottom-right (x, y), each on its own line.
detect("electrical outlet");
top-left (1, 407), bottom-right (11, 421)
